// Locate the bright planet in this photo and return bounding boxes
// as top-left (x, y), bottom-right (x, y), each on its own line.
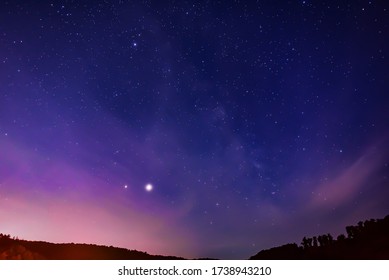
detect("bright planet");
top-left (145, 184), bottom-right (153, 192)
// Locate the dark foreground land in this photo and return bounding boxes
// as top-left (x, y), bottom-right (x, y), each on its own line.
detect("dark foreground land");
top-left (1, 214), bottom-right (389, 260)
top-left (0, 237), bottom-right (183, 260)
top-left (250, 214), bottom-right (389, 260)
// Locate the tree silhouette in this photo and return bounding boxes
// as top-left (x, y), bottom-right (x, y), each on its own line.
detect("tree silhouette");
top-left (337, 234), bottom-right (346, 242)
top-left (346, 226), bottom-right (357, 239)
top-left (313, 236), bottom-right (318, 247)
top-left (301, 237), bottom-right (309, 249)
top-left (327, 234), bottom-right (333, 244)
top-left (317, 235), bottom-right (323, 246)
top-left (320, 234), bottom-right (330, 246)
top-left (307, 237), bottom-right (313, 247)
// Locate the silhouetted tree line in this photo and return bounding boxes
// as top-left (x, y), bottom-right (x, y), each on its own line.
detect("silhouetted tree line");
top-left (301, 233), bottom-right (334, 249)
top-left (0, 233), bottom-right (11, 239)
top-left (250, 214), bottom-right (389, 260)
top-left (0, 234), bottom-right (43, 259)
top-left (0, 233), bottom-right (184, 260)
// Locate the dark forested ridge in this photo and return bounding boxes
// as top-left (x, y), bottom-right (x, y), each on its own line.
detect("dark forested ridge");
top-left (1, 214), bottom-right (389, 259)
top-left (250, 214), bottom-right (389, 260)
top-left (0, 236), bottom-right (183, 260)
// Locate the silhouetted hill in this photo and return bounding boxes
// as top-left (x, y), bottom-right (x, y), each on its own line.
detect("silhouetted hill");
top-left (250, 214), bottom-right (389, 259)
top-left (0, 235), bottom-right (183, 260)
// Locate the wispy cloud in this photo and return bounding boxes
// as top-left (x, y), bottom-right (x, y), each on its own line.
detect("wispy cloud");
top-left (309, 141), bottom-right (387, 210)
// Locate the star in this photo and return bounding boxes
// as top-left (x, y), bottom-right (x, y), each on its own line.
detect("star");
top-left (145, 183), bottom-right (153, 192)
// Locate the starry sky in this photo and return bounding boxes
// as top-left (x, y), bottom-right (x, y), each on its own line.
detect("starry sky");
top-left (0, 1), bottom-right (388, 259)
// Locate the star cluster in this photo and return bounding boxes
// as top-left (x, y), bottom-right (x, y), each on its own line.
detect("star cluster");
top-left (0, 1), bottom-right (388, 259)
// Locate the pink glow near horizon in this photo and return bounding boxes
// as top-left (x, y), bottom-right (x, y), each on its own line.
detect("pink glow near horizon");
top-left (0, 139), bottom-right (196, 258)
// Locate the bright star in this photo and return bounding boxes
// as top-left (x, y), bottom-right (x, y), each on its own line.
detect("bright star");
top-left (145, 183), bottom-right (153, 192)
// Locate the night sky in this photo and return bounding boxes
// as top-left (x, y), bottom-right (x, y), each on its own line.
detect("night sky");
top-left (0, 1), bottom-right (388, 259)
